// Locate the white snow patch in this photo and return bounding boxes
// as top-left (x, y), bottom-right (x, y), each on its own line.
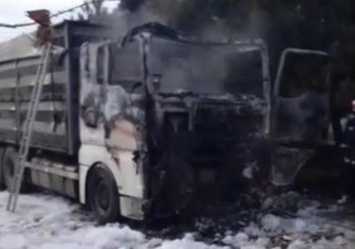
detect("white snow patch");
top-left (244, 222), bottom-right (264, 237)
top-left (287, 240), bottom-right (307, 249)
top-left (0, 191), bottom-right (354, 249)
top-left (157, 234), bottom-right (228, 249)
top-left (261, 214), bottom-right (281, 232)
top-left (0, 191), bottom-right (227, 249)
top-left (0, 191), bottom-right (244, 249)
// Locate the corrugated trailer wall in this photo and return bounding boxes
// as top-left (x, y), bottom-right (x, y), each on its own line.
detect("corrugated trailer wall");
top-left (0, 51), bottom-right (68, 152)
top-left (0, 21), bottom-right (106, 156)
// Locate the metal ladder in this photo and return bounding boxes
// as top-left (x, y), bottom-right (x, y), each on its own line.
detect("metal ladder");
top-left (7, 42), bottom-right (52, 212)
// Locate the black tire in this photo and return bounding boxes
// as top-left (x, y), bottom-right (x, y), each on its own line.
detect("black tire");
top-left (3, 147), bottom-right (31, 192)
top-left (87, 163), bottom-right (120, 224)
top-left (0, 147), bottom-right (5, 190)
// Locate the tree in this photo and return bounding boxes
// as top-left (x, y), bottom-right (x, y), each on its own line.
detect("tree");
top-left (119, 0), bottom-right (145, 12)
top-left (77, 0), bottom-right (109, 22)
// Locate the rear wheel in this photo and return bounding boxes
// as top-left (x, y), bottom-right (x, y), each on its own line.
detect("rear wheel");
top-left (3, 147), bottom-right (31, 192)
top-left (88, 163), bottom-right (120, 224)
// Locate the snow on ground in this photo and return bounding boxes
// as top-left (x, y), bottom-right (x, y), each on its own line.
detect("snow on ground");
top-left (0, 191), bottom-right (354, 249)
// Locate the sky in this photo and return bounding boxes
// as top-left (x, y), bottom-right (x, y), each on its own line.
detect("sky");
top-left (0, 0), bottom-right (116, 41)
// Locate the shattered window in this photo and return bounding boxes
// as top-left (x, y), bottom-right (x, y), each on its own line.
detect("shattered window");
top-left (223, 50), bottom-right (264, 98)
top-left (108, 41), bottom-right (143, 92)
top-left (148, 37), bottom-right (264, 98)
top-left (279, 53), bottom-right (329, 98)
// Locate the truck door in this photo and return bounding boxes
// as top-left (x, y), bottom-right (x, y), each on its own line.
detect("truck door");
top-left (80, 40), bottom-right (146, 217)
top-left (270, 48), bottom-right (331, 185)
top-left (272, 49), bottom-right (331, 145)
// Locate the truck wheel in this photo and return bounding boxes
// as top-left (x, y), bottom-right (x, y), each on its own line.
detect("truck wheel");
top-left (88, 163), bottom-right (120, 224)
top-left (0, 147), bottom-right (5, 190)
top-left (3, 147), bottom-right (31, 192)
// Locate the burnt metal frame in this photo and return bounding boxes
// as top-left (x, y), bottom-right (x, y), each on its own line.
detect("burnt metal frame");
top-left (271, 48), bottom-right (331, 142)
top-left (97, 29), bottom-right (274, 219)
top-left (142, 37), bottom-right (271, 98)
top-left (139, 35), bottom-right (272, 134)
top-left (96, 22), bottom-right (272, 135)
top-left (269, 48), bottom-right (333, 187)
top-left (136, 34), bottom-right (273, 218)
top-left (273, 48), bottom-right (330, 99)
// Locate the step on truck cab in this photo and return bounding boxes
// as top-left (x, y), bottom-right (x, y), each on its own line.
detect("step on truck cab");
top-left (0, 21), bottom-right (271, 223)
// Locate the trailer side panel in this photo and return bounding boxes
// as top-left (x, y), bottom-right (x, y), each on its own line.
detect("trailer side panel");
top-left (0, 21), bottom-right (106, 155)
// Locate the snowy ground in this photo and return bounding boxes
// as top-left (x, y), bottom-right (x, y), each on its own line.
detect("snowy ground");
top-left (0, 191), bottom-right (354, 249)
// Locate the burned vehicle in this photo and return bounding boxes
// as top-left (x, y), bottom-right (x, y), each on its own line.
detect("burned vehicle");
top-left (0, 20), bottom-right (271, 223)
top-left (0, 19), bottom-right (333, 222)
top-left (81, 23), bottom-right (272, 220)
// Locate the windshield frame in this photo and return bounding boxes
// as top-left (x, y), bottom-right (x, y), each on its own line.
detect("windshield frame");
top-left (97, 32), bottom-right (272, 134)
top-left (273, 48), bottom-right (330, 99)
top-left (142, 35), bottom-right (272, 134)
top-left (143, 35), bottom-right (271, 101)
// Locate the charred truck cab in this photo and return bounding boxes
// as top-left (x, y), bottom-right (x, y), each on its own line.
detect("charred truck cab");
top-left (80, 23), bottom-right (271, 221)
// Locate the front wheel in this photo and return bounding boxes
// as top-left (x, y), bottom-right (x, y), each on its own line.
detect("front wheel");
top-left (87, 163), bottom-right (120, 224)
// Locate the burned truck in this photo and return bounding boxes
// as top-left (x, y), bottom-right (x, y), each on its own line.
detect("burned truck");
top-left (0, 21), bottom-right (271, 223)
